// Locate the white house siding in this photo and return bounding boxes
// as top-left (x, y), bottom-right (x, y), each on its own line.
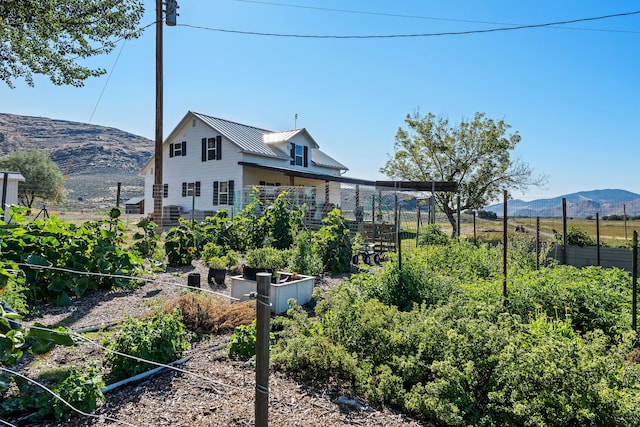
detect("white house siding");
top-left (143, 119), bottom-right (245, 215)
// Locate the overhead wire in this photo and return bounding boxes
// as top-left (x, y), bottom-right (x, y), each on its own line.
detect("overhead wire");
top-left (235, 0), bottom-right (640, 34)
top-left (178, 10), bottom-right (640, 38)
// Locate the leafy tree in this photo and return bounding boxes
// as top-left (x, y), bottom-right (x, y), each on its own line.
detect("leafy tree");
top-left (0, 150), bottom-right (63, 208)
top-left (380, 112), bottom-right (545, 235)
top-left (0, 0), bottom-right (144, 88)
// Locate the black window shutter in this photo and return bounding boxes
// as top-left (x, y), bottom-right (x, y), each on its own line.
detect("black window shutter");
top-left (181, 141), bottom-right (187, 156)
top-left (195, 181), bottom-right (201, 197)
top-left (216, 135), bottom-right (222, 160)
top-left (163, 184), bottom-right (168, 198)
top-left (303, 146), bottom-right (309, 167)
top-left (290, 143), bottom-right (295, 165)
top-left (213, 181), bottom-right (219, 206)
top-left (169, 144), bottom-right (174, 158)
top-left (182, 182), bottom-right (187, 197)
top-left (201, 138), bottom-right (207, 162)
top-left (228, 180), bottom-right (234, 205)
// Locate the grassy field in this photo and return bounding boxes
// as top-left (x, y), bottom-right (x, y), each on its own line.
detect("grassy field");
top-left (397, 213), bottom-right (640, 248)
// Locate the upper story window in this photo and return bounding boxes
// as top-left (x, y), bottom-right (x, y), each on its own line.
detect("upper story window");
top-left (290, 143), bottom-right (308, 167)
top-left (202, 136), bottom-right (222, 161)
top-left (170, 141), bottom-right (186, 158)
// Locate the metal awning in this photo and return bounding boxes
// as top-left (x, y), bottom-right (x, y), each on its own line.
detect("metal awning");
top-left (238, 162), bottom-right (376, 186)
top-left (238, 162), bottom-right (458, 192)
top-left (375, 181), bottom-right (458, 192)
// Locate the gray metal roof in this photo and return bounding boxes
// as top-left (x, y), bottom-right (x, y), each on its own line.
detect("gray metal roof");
top-left (192, 112), bottom-right (284, 158)
top-left (311, 149), bottom-right (348, 170)
top-left (191, 112), bottom-right (346, 170)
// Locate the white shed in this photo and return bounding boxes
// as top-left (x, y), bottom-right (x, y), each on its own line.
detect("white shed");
top-left (0, 171), bottom-right (25, 221)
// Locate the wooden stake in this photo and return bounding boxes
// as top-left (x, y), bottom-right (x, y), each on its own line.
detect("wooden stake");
top-left (255, 272), bottom-right (271, 427)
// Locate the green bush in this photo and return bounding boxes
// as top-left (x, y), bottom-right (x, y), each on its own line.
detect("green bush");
top-left (272, 240), bottom-right (640, 426)
top-left (244, 247), bottom-right (289, 270)
top-left (558, 226), bottom-right (596, 247)
top-left (164, 222), bottom-right (201, 266)
top-left (227, 320), bottom-right (257, 359)
top-left (0, 363), bottom-right (104, 422)
top-left (0, 213), bottom-right (144, 305)
top-left (418, 224), bottom-right (450, 246)
top-left (288, 230), bottom-right (323, 276)
top-left (313, 208), bottom-right (352, 274)
top-left (103, 310), bottom-right (189, 381)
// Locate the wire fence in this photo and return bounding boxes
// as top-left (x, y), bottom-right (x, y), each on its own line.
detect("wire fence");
top-left (0, 264), bottom-right (255, 426)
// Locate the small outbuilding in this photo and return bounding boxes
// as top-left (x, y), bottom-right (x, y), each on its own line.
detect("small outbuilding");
top-left (0, 171), bottom-right (25, 222)
top-left (124, 197), bottom-right (145, 214)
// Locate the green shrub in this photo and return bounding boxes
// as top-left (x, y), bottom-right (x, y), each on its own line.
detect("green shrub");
top-left (0, 363), bottom-right (104, 422)
top-left (558, 226), bottom-right (596, 247)
top-left (227, 320), bottom-right (257, 359)
top-left (351, 251), bottom-right (457, 311)
top-left (52, 363), bottom-right (105, 421)
top-left (418, 224), bottom-right (450, 246)
top-left (313, 208), bottom-right (352, 274)
top-left (288, 230), bottom-right (323, 276)
top-left (244, 247), bottom-right (289, 270)
top-left (164, 222), bottom-right (201, 266)
top-left (103, 310), bottom-right (189, 381)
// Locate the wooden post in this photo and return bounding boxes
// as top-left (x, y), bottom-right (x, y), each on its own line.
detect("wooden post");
top-left (624, 204), bottom-right (628, 241)
top-left (502, 190), bottom-right (508, 307)
top-left (153, 0), bottom-right (164, 229)
top-left (456, 194), bottom-right (461, 239)
top-left (536, 216), bottom-right (540, 270)
top-left (596, 212), bottom-right (601, 266)
top-left (633, 231), bottom-right (637, 332)
top-left (255, 272), bottom-right (271, 427)
top-left (1, 172), bottom-right (8, 221)
top-left (416, 203), bottom-right (421, 247)
top-left (116, 182), bottom-right (121, 208)
top-left (473, 210), bottom-right (477, 246)
top-left (562, 198), bottom-right (567, 265)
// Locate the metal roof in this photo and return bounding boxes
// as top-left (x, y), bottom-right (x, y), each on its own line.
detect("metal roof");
top-left (191, 112), bottom-right (346, 170)
top-left (0, 171), bottom-right (25, 181)
top-left (192, 112), bottom-right (285, 158)
top-left (311, 149), bottom-right (348, 170)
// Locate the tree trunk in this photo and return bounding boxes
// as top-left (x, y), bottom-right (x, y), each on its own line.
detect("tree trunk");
top-left (442, 205), bottom-right (457, 238)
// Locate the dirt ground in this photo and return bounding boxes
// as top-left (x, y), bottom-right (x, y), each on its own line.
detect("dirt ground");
top-left (5, 261), bottom-right (427, 427)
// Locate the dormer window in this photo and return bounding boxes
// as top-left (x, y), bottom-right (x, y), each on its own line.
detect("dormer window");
top-left (290, 143), bottom-right (308, 167)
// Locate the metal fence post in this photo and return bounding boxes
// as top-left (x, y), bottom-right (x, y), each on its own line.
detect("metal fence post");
top-left (633, 231), bottom-right (637, 333)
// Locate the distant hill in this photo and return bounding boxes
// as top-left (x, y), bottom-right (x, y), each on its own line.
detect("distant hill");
top-left (0, 113), bottom-right (153, 210)
top-left (484, 189), bottom-right (640, 218)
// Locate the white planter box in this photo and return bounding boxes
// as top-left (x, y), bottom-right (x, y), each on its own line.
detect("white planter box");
top-left (230, 273), bottom-right (315, 314)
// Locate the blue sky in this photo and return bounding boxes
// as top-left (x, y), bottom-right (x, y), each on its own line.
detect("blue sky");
top-left (2, 1), bottom-right (639, 201)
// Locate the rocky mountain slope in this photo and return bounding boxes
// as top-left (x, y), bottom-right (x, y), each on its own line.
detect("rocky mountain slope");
top-left (0, 113), bottom-right (154, 210)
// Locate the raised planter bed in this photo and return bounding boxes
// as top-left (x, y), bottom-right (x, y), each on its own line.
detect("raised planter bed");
top-left (230, 272), bottom-right (315, 314)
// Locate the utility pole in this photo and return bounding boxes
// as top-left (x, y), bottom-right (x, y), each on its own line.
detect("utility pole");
top-left (154, 0), bottom-right (179, 230)
top-left (153, 0), bottom-right (164, 229)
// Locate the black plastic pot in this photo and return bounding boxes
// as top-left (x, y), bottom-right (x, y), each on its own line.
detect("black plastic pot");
top-left (208, 268), bottom-right (226, 286)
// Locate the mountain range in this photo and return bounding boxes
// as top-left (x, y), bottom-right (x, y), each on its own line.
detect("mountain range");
top-left (1, 113), bottom-right (639, 216)
top-left (484, 189), bottom-right (640, 218)
top-left (0, 113), bottom-right (153, 210)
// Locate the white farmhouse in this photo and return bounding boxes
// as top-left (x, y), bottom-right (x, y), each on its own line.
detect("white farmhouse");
top-left (0, 171), bottom-right (25, 222)
top-left (141, 111), bottom-right (366, 220)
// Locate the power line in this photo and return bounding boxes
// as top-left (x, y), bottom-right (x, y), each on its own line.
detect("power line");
top-left (178, 10), bottom-right (640, 38)
top-left (235, 0), bottom-right (640, 34)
